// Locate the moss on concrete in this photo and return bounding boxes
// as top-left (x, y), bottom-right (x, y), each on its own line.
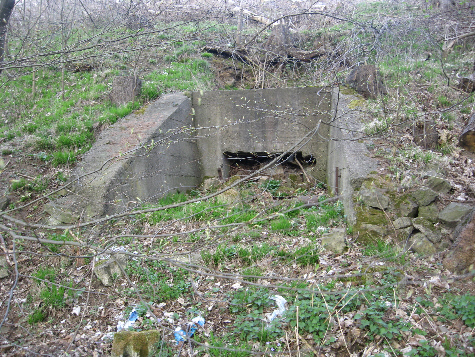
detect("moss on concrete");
top-left (354, 205), bottom-right (388, 244)
top-left (348, 99), bottom-right (366, 109)
top-left (339, 86), bottom-right (359, 96)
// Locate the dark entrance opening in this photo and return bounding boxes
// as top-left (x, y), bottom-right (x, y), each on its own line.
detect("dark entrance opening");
top-left (222, 151), bottom-right (315, 179)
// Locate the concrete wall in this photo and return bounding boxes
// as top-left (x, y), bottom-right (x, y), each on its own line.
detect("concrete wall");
top-left (327, 88), bottom-right (378, 224)
top-left (48, 87), bottom-right (378, 223)
top-left (71, 93), bottom-right (200, 218)
top-left (192, 87), bottom-right (332, 182)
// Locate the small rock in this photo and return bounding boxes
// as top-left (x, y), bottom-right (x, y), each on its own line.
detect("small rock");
top-left (409, 233), bottom-right (437, 256)
top-left (346, 65), bottom-right (387, 99)
top-left (395, 226), bottom-right (413, 242)
top-left (458, 73), bottom-right (475, 93)
top-left (0, 196), bottom-right (10, 211)
top-left (321, 228), bottom-right (346, 254)
top-left (288, 173), bottom-right (303, 187)
top-left (49, 188), bottom-right (69, 199)
top-left (438, 202), bottom-right (474, 227)
top-left (44, 202), bottom-right (79, 224)
top-left (396, 198), bottom-right (419, 218)
top-left (94, 253), bottom-right (128, 287)
top-left (202, 177), bottom-right (220, 191)
top-left (216, 188), bottom-right (240, 205)
top-left (360, 187), bottom-right (390, 210)
top-left (360, 223), bottom-right (387, 237)
top-left (459, 113), bottom-right (475, 152)
top-left (0, 255), bottom-right (9, 279)
top-left (412, 188), bottom-right (438, 206)
top-left (417, 203), bottom-right (439, 222)
top-left (443, 208), bottom-right (475, 273)
top-left (111, 330), bottom-right (161, 357)
top-left (393, 217), bottom-right (412, 230)
top-left (412, 217), bottom-right (442, 243)
top-left (425, 176), bottom-right (451, 194)
top-left (109, 76), bottom-right (142, 107)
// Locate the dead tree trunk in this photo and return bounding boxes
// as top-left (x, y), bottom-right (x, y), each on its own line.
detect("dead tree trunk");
top-left (459, 113), bottom-right (475, 152)
top-left (0, 0), bottom-right (14, 74)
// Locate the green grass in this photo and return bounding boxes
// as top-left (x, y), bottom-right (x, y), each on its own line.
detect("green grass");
top-left (305, 199), bottom-right (345, 231)
top-left (0, 40), bottom-right (213, 168)
top-left (201, 243), bottom-right (278, 267)
top-left (10, 176), bottom-right (49, 193)
top-left (125, 259), bottom-right (190, 301)
top-left (363, 239), bottom-right (399, 259)
top-left (29, 267), bottom-right (75, 324)
top-left (44, 231), bottom-right (74, 253)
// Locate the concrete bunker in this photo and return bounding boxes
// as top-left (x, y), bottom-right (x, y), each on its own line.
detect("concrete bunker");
top-left (48, 87), bottom-right (378, 224)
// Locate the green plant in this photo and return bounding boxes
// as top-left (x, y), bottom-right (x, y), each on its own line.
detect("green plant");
top-left (306, 199), bottom-right (344, 230)
top-left (260, 179), bottom-right (281, 194)
top-left (40, 284), bottom-right (66, 308)
top-left (363, 240), bottom-right (398, 259)
top-left (28, 309), bottom-right (46, 324)
top-left (452, 294), bottom-right (475, 327)
top-left (29, 267), bottom-right (74, 323)
top-left (438, 294), bottom-right (475, 328)
top-left (229, 289), bottom-right (271, 314)
top-left (437, 95), bottom-right (452, 107)
top-left (33, 267), bottom-right (57, 283)
top-left (11, 178), bottom-right (27, 191)
top-left (125, 260), bottom-right (190, 301)
top-left (407, 340), bottom-right (438, 356)
top-left (270, 216), bottom-right (292, 231)
top-left (56, 171), bottom-right (68, 182)
top-left (44, 231), bottom-right (74, 253)
top-left (285, 296), bottom-right (331, 343)
top-left (150, 339), bottom-right (173, 357)
top-left (11, 176), bottom-right (49, 193)
top-left (202, 244), bottom-right (277, 267)
top-left (234, 311), bottom-right (283, 343)
top-left (355, 299), bottom-right (410, 341)
top-left (52, 151), bottom-right (76, 166)
top-left (198, 332), bottom-right (251, 357)
top-left (242, 267), bottom-right (262, 282)
top-left (293, 244), bottom-right (319, 266)
top-left (460, 106), bottom-right (471, 114)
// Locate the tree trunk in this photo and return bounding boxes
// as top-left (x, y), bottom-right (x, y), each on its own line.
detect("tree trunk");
top-left (0, 0), bottom-right (15, 74)
top-left (459, 113), bottom-right (475, 152)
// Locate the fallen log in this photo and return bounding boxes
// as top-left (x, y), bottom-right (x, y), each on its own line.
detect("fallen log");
top-left (202, 46), bottom-right (251, 64)
top-left (459, 113), bottom-right (475, 152)
top-left (203, 46), bottom-right (326, 65)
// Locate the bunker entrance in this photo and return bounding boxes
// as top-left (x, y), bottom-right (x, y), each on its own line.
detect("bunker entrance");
top-left (222, 151), bottom-right (315, 179)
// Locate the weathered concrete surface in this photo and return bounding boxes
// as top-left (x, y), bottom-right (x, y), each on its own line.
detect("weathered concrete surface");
top-left (192, 87), bottom-right (332, 182)
top-left (326, 87), bottom-right (379, 224)
top-left (67, 93), bottom-right (200, 218)
top-left (47, 87), bottom-right (372, 222)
